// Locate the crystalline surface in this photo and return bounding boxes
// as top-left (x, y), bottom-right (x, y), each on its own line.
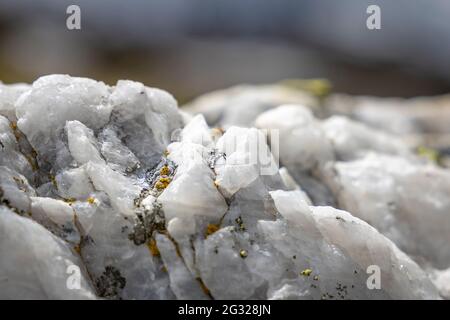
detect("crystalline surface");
top-left (0, 75), bottom-right (446, 299)
top-left (323, 154), bottom-right (450, 269)
top-left (325, 94), bottom-right (450, 136)
top-left (183, 84), bottom-right (319, 127)
top-left (0, 206), bottom-right (96, 299)
top-left (0, 82), bottom-right (30, 121)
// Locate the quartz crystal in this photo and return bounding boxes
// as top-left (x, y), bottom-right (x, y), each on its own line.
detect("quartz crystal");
top-left (0, 76), bottom-right (447, 299)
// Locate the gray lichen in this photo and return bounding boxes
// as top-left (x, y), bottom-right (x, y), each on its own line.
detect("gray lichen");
top-left (95, 265), bottom-right (126, 299)
top-left (129, 196), bottom-right (166, 245)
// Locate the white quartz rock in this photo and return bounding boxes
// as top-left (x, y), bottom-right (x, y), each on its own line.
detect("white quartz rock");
top-left (155, 233), bottom-right (209, 300)
top-left (215, 126), bottom-right (282, 198)
top-left (109, 80), bottom-right (182, 168)
top-left (256, 105), bottom-right (414, 171)
top-left (0, 165), bottom-right (80, 244)
top-left (0, 82), bottom-right (30, 121)
top-left (15, 75), bottom-right (112, 169)
top-left (98, 126), bottom-right (141, 174)
top-left (254, 104), bottom-right (421, 208)
top-left (195, 226), bottom-right (265, 299)
top-left (278, 167), bottom-right (312, 204)
top-left (85, 161), bottom-right (141, 217)
top-left (430, 268), bottom-right (450, 299)
top-left (183, 84), bottom-right (319, 127)
top-left (218, 176), bottom-right (280, 241)
top-left (323, 153), bottom-right (450, 269)
top-left (268, 281), bottom-right (312, 300)
top-left (66, 120), bottom-right (104, 165)
top-left (166, 217), bottom-right (195, 240)
top-left (267, 190), bottom-right (440, 299)
top-left (181, 114), bottom-right (214, 148)
top-left (255, 105), bottom-right (334, 172)
top-left (322, 116), bottom-right (412, 161)
top-left (192, 190), bottom-right (439, 300)
top-left (14, 75), bottom-right (181, 173)
top-left (324, 94), bottom-right (450, 157)
top-left (165, 141), bottom-right (208, 171)
top-left (325, 93), bottom-right (450, 135)
top-left (55, 165), bottom-right (94, 199)
top-left (30, 196), bottom-right (80, 244)
top-left (0, 166), bottom-right (35, 215)
top-left (0, 206), bottom-right (96, 299)
top-left (67, 120), bottom-right (141, 176)
top-left (0, 115), bottom-right (36, 182)
top-left (159, 142), bottom-right (228, 229)
top-left (71, 192), bottom-right (174, 300)
top-left (2, 76), bottom-right (446, 300)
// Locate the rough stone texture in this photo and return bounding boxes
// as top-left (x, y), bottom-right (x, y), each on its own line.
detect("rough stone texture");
top-left (324, 94), bottom-right (450, 159)
top-left (253, 103), bottom-right (450, 298)
top-left (0, 75), bottom-right (447, 299)
top-left (0, 206), bottom-right (95, 299)
top-left (183, 83), bottom-right (320, 128)
top-left (323, 154), bottom-right (450, 270)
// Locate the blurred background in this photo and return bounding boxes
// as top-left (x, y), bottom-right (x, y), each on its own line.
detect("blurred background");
top-left (1, 0), bottom-right (450, 103)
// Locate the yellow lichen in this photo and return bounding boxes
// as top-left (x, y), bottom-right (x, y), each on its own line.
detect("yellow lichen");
top-left (205, 223), bottom-right (220, 238)
top-left (159, 177), bottom-right (171, 183)
top-left (416, 146), bottom-right (439, 164)
top-left (155, 177), bottom-right (171, 190)
top-left (280, 78), bottom-right (332, 98)
top-left (64, 198), bottom-right (76, 206)
top-left (49, 175), bottom-right (58, 188)
top-left (147, 238), bottom-right (160, 257)
top-left (159, 165), bottom-right (170, 176)
top-left (87, 197), bottom-right (95, 204)
top-left (300, 268), bottom-right (313, 276)
top-left (73, 244), bottom-right (81, 255)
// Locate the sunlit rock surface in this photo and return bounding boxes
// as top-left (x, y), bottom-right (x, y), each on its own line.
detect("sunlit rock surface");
top-left (253, 103), bottom-right (450, 298)
top-left (0, 206), bottom-right (96, 299)
top-left (0, 75), bottom-right (446, 299)
top-left (183, 83), bottom-right (320, 128)
top-left (323, 154), bottom-right (450, 269)
top-left (325, 94), bottom-right (450, 137)
top-left (187, 84), bottom-right (450, 167)
top-left (324, 94), bottom-right (450, 165)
